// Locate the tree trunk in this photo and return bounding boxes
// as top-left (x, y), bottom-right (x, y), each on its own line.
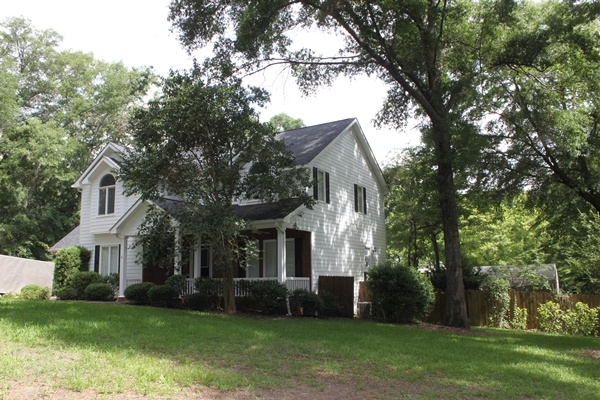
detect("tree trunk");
top-left (431, 120), bottom-right (470, 328)
top-left (222, 263), bottom-right (236, 314)
top-left (431, 232), bottom-right (440, 271)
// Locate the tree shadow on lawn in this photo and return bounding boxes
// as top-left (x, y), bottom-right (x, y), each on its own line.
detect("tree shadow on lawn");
top-left (1, 300), bottom-right (599, 399)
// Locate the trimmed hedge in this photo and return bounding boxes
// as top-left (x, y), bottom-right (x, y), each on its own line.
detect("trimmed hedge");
top-left (84, 283), bottom-right (114, 301)
top-left (148, 285), bottom-right (180, 308)
top-left (185, 292), bottom-right (220, 311)
top-left (368, 261), bottom-right (435, 323)
top-left (69, 271), bottom-right (104, 299)
top-left (20, 284), bottom-right (51, 300)
top-left (124, 282), bottom-right (156, 304)
top-left (54, 286), bottom-right (78, 300)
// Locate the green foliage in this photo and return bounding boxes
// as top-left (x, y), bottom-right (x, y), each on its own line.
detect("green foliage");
top-left (317, 290), bottom-right (344, 318)
top-left (105, 273), bottom-right (120, 295)
top-left (367, 261), bottom-right (435, 323)
top-left (193, 277), bottom-right (223, 296)
top-left (510, 306), bottom-right (528, 331)
top-left (84, 283), bottom-right (114, 302)
top-left (124, 282), bottom-right (156, 305)
top-left (537, 301), bottom-right (564, 335)
top-left (53, 246), bottom-right (89, 291)
top-left (0, 17), bottom-right (156, 259)
top-left (19, 284), bottom-right (50, 300)
top-left (165, 274), bottom-right (188, 298)
top-left (68, 271), bottom-right (104, 300)
top-left (538, 301), bottom-right (599, 336)
top-left (483, 277), bottom-right (511, 328)
top-left (120, 67), bottom-right (312, 313)
top-left (268, 113), bottom-right (304, 132)
top-left (147, 285), bottom-right (180, 308)
top-left (290, 289), bottom-right (322, 316)
top-left (54, 286), bottom-right (78, 301)
top-left (237, 280), bottom-right (288, 315)
top-left (184, 292), bottom-right (219, 311)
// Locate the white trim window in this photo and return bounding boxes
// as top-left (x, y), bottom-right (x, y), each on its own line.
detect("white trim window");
top-left (354, 184), bottom-right (367, 214)
top-left (312, 167), bottom-right (330, 203)
top-left (98, 174), bottom-right (116, 215)
top-left (100, 245), bottom-right (120, 275)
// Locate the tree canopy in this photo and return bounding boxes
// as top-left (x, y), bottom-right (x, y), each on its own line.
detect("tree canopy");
top-left (120, 67), bottom-right (312, 313)
top-left (0, 17), bottom-right (156, 259)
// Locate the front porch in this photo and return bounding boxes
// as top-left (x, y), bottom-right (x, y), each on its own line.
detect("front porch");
top-left (124, 277), bottom-right (310, 296)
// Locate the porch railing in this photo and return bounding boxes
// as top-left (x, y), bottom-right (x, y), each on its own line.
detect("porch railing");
top-left (182, 277), bottom-right (310, 296)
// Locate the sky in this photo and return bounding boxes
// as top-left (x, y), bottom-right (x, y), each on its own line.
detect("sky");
top-left (1, 0), bottom-right (421, 165)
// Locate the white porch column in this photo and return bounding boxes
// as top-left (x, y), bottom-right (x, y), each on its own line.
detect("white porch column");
top-left (174, 224), bottom-right (182, 274)
top-left (276, 223), bottom-right (286, 283)
top-left (118, 235), bottom-right (128, 300)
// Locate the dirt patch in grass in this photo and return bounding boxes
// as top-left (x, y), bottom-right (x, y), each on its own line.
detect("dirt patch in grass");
top-left (582, 349), bottom-right (600, 361)
top-left (3, 376), bottom-right (459, 400)
top-left (414, 322), bottom-right (501, 336)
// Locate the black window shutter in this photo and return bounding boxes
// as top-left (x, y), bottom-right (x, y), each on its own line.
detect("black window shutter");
top-left (363, 187), bottom-right (367, 214)
top-left (325, 172), bottom-right (330, 204)
top-left (94, 245), bottom-right (100, 273)
top-left (354, 184), bottom-right (358, 212)
top-left (312, 167), bottom-right (318, 200)
top-left (118, 244), bottom-right (121, 273)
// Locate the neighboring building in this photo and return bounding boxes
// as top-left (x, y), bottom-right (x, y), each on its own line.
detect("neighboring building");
top-left (56, 118), bottom-right (388, 307)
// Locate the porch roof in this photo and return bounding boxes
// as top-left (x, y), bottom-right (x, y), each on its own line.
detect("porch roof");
top-left (153, 197), bottom-right (304, 222)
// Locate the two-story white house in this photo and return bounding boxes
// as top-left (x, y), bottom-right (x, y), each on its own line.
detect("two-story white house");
top-left (57, 118), bottom-right (388, 307)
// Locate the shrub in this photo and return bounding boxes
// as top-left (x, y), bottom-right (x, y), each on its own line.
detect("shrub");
top-left (1, 292), bottom-right (19, 299)
top-left (290, 289), bottom-right (323, 316)
top-left (194, 277), bottom-right (223, 296)
top-left (105, 273), bottom-right (120, 295)
top-left (510, 306), bottom-right (528, 330)
top-left (239, 280), bottom-right (288, 314)
top-left (483, 277), bottom-right (510, 328)
top-left (69, 271), bottom-right (104, 299)
top-left (166, 274), bottom-right (188, 297)
top-left (54, 286), bottom-right (78, 300)
top-left (20, 284), bottom-right (51, 300)
top-left (124, 282), bottom-right (156, 304)
top-left (564, 302), bottom-right (599, 336)
top-left (538, 301), bottom-right (564, 334)
top-left (318, 290), bottom-right (344, 317)
top-left (84, 283), bottom-right (114, 301)
top-left (538, 301), bottom-right (599, 336)
top-left (53, 246), bottom-right (90, 293)
top-left (368, 261), bottom-right (435, 323)
top-left (185, 292), bottom-right (219, 311)
top-left (148, 285), bottom-right (180, 308)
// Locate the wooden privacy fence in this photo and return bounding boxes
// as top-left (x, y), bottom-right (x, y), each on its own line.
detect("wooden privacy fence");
top-left (318, 276), bottom-right (355, 318)
top-left (427, 290), bottom-right (600, 330)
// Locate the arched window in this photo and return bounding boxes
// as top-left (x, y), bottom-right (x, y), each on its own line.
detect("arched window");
top-left (98, 174), bottom-right (116, 215)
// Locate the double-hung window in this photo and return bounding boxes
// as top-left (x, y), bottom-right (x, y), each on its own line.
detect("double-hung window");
top-left (354, 184), bottom-right (367, 214)
top-left (312, 167), bottom-right (330, 203)
top-left (98, 174), bottom-right (116, 215)
top-left (94, 245), bottom-right (120, 275)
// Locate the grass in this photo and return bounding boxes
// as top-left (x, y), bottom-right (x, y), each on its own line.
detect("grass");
top-left (0, 299), bottom-right (599, 399)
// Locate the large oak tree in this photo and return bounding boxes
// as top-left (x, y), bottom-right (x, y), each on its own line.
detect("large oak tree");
top-left (167, 0), bottom-right (522, 326)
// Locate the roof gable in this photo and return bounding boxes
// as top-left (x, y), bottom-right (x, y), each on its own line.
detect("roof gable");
top-left (72, 143), bottom-right (124, 189)
top-left (276, 118), bottom-right (355, 166)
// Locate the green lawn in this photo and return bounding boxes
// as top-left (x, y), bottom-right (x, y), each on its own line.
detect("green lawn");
top-left (0, 299), bottom-right (598, 399)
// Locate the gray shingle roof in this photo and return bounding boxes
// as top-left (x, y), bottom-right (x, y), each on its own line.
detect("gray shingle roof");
top-left (277, 118), bottom-right (355, 165)
top-left (49, 225), bottom-right (80, 252)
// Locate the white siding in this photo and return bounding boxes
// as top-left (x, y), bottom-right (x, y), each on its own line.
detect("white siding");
top-left (291, 126), bottom-right (386, 306)
top-left (77, 158), bottom-right (142, 283)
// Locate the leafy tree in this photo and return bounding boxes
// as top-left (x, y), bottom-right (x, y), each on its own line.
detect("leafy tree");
top-left (0, 17), bottom-right (156, 259)
top-left (269, 113), bottom-right (304, 132)
top-left (120, 67), bottom-right (312, 313)
top-left (488, 1), bottom-right (600, 214)
top-left (385, 147), bottom-right (442, 269)
top-left (168, 0), bottom-right (519, 328)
